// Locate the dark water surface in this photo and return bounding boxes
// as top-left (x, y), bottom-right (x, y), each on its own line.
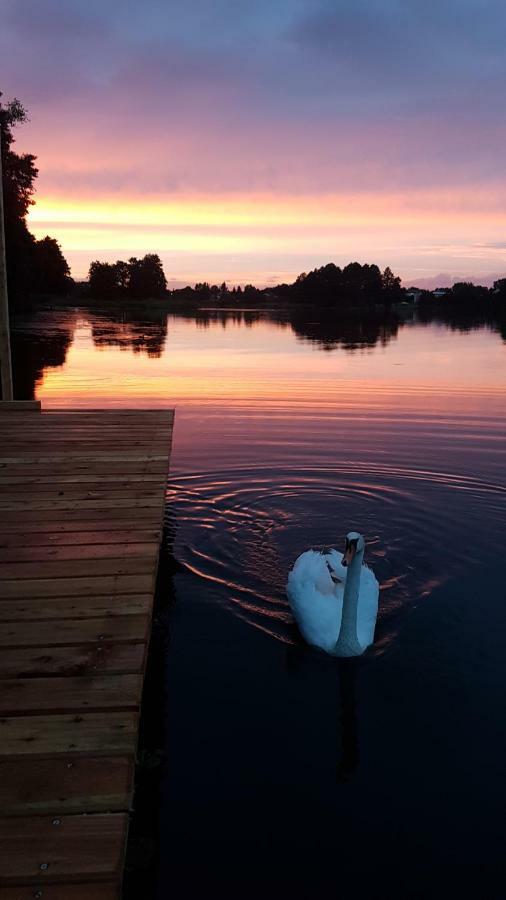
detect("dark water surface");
top-left (11, 305), bottom-right (506, 898)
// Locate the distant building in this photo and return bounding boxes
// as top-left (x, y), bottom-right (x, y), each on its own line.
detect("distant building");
top-left (405, 290), bottom-right (423, 304)
top-left (433, 288), bottom-right (449, 299)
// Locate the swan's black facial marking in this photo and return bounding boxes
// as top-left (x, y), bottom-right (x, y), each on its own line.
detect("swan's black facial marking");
top-left (342, 536), bottom-right (358, 568)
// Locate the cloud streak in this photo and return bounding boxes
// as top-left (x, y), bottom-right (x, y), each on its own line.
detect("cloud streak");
top-left (2, 0), bottom-right (506, 283)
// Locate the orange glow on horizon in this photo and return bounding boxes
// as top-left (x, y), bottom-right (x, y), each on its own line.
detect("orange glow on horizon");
top-left (27, 188), bottom-right (506, 284)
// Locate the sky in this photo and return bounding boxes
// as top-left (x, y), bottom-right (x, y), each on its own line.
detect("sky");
top-left (2, 0), bottom-right (506, 288)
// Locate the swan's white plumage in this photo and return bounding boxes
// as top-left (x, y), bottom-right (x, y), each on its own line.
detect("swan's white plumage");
top-left (287, 548), bottom-right (379, 656)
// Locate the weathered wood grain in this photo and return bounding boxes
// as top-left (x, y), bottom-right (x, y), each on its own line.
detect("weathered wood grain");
top-left (0, 882), bottom-right (118, 898)
top-left (0, 674), bottom-right (143, 716)
top-left (0, 542), bottom-right (160, 563)
top-left (0, 756), bottom-right (134, 815)
top-left (0, 408), bottom-right (173, 895)
top-left (0, 712), bottom-right (138, 759)
top-left (0, 813), bottom-right (127, 883)
top-left (0, 615), bottom-right (150, 647)
top-left (0, 644), bottom-right (145, 677)
top-left (0, 595), bottom-right (152, 622)
top-left (0, 574), bottom-right (155, 599)
top-left (0, 530), bottom-right (160, 547)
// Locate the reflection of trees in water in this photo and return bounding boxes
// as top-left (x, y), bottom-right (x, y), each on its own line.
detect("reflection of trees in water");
top-left (189, 307), bottom-right (291, 333)
top-left (8, 302), bottom-right (506, 403)
top-left (289, 309), bottom-right (401, 352)
top-left (416, 305), bottom-right (506, 342)
top-left (88, 307), bottom-right (168, 358)
top-left (10, 309), bottom-right (76, 400)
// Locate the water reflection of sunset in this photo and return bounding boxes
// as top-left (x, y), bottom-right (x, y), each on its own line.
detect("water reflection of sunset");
top-left (36, 312), bottom-right (506, 412)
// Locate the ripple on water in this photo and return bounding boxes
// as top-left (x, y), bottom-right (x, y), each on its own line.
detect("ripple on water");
top-left (164, 461), bottom-right (506, 654)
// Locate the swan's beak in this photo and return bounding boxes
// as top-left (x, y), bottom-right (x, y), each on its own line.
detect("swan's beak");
top-left (341, 545), bottom-right (355, 567)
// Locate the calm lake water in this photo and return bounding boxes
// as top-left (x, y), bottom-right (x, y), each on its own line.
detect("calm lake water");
top-left (11, 305), bottom-right (506, 898)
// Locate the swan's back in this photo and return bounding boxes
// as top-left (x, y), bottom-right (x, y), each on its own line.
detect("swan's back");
top-left (287, 550), bottom-right (344, 654)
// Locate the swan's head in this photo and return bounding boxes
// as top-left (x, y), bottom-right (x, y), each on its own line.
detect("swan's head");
top-left (341, 532), bottom-right (365, 567)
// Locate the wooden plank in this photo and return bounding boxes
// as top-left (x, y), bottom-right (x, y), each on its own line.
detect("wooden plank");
top-left (0, 644), bottom-right (145, 677)
top-left (0, 574), bottom-right (154, 599)
top-left (0, 481), bottom-right (165, 494)
top-left (0, 530), bottom-right (160, 548)
top-left (0, 453), bottom-right (169, 464)
top-left (0, 616), bottom-right (149, 648)
top-left (0, 543), bottom-right (160, 563)
top-left (0, 508), bottom-right (162, 524)
top-left (0, 813), bottom-right (127, 884)
top-left (0, 882), bottom-right (118, 899)
top-left (0, 519), bottom-right (162, 536)
top-left (1, 435), bottom-right (165, 443)
top-left (0, 596), bottom-right (152, 622)
top-left (0, 443), bottom-right (169, 452)
top-left (0, 415), bottom-right (169, 422)
top-left (0, 712), bottom-right (138, 759)
top-left (0, 756), bottom-right (134, 816)
top-left (0, 497), bottom-right (163, 511)
top-left (0, 474), bottom-right (166, 484)
top-left (0, 423), bottom-right (171, 432)
top-left (0, 487), bottom-right (164, 501)
top-left (0, 461), bottom-right (168, 476)
top-left (0, 420), bottom-right (171, 429)
top-left (0, 556), bottom-right (156, 580)
top-left (0, 424), bottom-right (171, 433)
top-left (0, 674), bottom-right (142, 716)
top-left (0, 401), bottom-right (41, 410)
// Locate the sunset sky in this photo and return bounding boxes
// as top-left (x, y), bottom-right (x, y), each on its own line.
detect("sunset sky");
top-left (2, 0), bottom-right (506, 288)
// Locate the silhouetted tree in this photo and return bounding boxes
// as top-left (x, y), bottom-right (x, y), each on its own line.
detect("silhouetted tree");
top-left (195, 282), bottom-right (211, 301)
top-left (88, 255), bottom-right (167, 300)
top-left (381, 266), bottom-right (403, 301)
top-left (88, 261), bottom-right (122, 299)
top-left (128, 254), bottom-right (167, 299)
top-left (341, 262), bottom-right (383, 303)
top-left (0, 94), bottom-right (37, 297)
top-left (1, 92), bottom-right (72, 301)
top-left (33, 236), bottom-right (73, 295)
top-left (492, 278), bottom-right (506, 301)
top-left (449, 282), bottom-right (489, 306)
top-left (289, 261), bottom-right (392, 306)
top-left (115, 260), bottom-right (130, 293)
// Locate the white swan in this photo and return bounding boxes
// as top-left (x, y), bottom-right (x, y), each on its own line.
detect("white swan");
top-left (287, 532), bottom-right (379, 657)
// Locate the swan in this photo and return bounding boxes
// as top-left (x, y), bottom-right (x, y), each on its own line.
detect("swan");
top-left (287, 532), bottom-right (379, 657)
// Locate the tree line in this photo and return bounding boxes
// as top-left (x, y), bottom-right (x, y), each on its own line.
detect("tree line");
top-left (411, 280), bottom-right (506, 309)
top-left (2, 93), bottom-right (506, 312)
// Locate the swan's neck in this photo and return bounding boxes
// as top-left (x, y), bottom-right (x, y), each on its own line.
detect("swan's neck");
top-left (334, 549), bottom-right (364, 655)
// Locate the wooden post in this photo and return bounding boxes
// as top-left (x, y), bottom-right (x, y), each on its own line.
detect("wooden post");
top-left (0, 106), bottom-right (14, 401)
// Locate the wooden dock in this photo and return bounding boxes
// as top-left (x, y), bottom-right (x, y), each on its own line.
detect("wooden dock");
top-left (0, 406), bottom-right (174, 898)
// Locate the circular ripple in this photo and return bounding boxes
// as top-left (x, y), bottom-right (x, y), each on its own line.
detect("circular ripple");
top-left (164, 462), bottom-right (506, 653)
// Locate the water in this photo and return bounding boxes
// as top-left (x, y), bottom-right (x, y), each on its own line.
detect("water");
top-left (10, 304), bottom-right (506, 898)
